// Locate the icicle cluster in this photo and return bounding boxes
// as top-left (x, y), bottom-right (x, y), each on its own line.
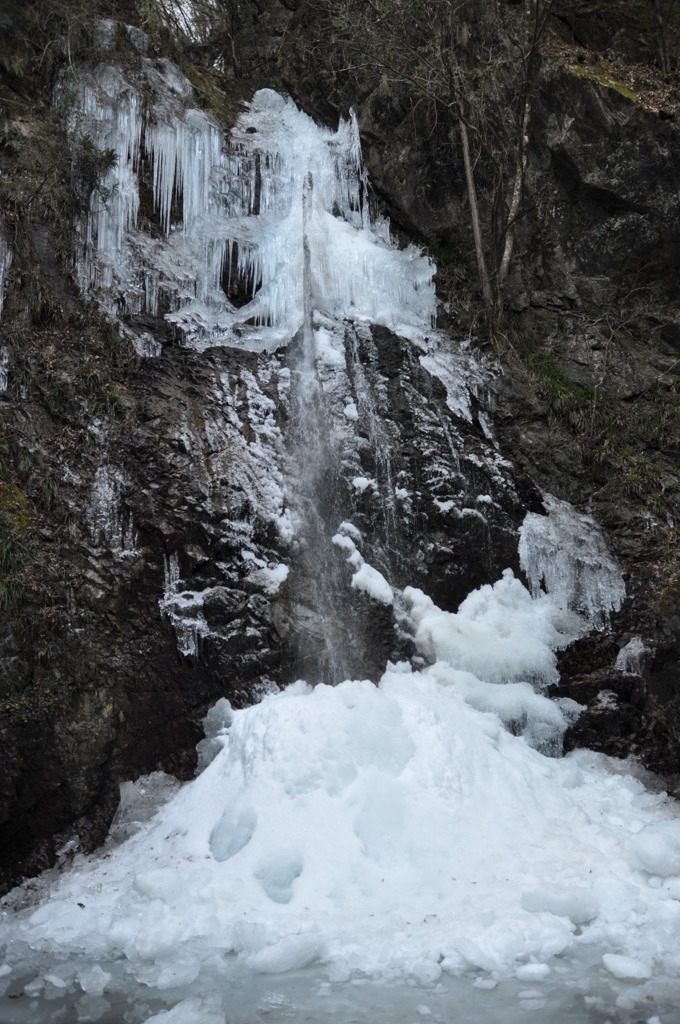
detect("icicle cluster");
top-left (72, 65), bottom-right (143, 298)
top-left (69, 65), bottom-right (435, 352)
top-left (615, 636), bottom-right (652, 675)
top-left (518, 494), bottom-right (625, 628)
top-left (87, 465), bottom-right (138, 557)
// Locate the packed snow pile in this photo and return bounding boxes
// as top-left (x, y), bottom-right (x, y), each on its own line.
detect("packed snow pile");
top-left (404, 569), bottom-right (573, 688)
top-left (2, 574), bottom-right (680, 1015)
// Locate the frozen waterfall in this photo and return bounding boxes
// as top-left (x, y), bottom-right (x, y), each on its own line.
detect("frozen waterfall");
top-left (2, 73), bottom-right (680, 1024)
top-left (69, 69), bottom-right (435, 353)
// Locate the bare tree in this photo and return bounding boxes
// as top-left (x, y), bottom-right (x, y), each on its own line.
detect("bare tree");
top-left (301, 0), bottom-right (553, 344)
top-left (139, 0), bottom-right (554, 342)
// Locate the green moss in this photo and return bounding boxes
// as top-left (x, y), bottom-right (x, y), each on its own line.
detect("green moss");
top-left (510, 332), bottom-right (680, 540)
top-left (0, 478), bottom-right (33, 611)
top-left (568, 62), bottom-right (638, 103)
top-left (658, 575), bottom-right (680, 620)
top-left (0, 481), bottom-right (29, 529)
top-left (0, 677), bottom-right (67, 719)
top-left (178, 59), bottom-right (252, 128)
top-left (524, 353), bottom-right (608, 435)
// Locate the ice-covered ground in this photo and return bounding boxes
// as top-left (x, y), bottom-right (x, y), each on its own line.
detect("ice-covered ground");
top-left (1, 567), bottom-right (680, 1022)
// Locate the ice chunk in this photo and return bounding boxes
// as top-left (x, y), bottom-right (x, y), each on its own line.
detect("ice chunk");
top-left (108, 771), bottom-right (181, 846)
top-left (515, 963), bottom-right (551, 981)
top-left (44, 972), bottom-right (68, 988)
top-left (196, 697), bottom-right (233, 773)
top-left (629, 821), bottom-right (680, 877)
top-left (142, 995), bottom-right (225, 1024)
top-left (602, 953), bottom-right (652, 980)
top-left (520, 886), bottom-right (597, 924)
top-left (134, 925), bottom-right (177, 960)
top-left (247, 934), bottom-right (323, 973)
top-left (77, 965), bottom-right (112, 996)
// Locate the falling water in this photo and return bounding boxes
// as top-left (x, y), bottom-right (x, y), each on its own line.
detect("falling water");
top-left (282, 171), bottom-right (354, 682)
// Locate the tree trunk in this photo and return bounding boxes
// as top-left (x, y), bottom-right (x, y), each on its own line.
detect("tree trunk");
top-left (458, 107), bottom-right (495, 345)
top-left (499, 98), bottom-right (530, 288)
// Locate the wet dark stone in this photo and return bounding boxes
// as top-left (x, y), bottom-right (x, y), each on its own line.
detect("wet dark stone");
top-left (203, 588), bottom-right (249, 627)
top-left (550, 668), bottom-right (646, 709)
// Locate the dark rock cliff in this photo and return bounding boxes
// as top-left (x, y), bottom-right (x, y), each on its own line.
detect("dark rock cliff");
top-left (0, 0), bottom-right (679, 891)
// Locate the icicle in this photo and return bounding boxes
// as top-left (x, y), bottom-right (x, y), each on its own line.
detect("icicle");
top-left (145, 110), bottom-right (221, 235)
top-left (71, 67), bottom-right (142, 299)
top-left (87, 465), bottom-right (139, 558)
top-left (68, 65), bottom-right (435, 350)
top-left (518, 494), bottom-right (625, 628)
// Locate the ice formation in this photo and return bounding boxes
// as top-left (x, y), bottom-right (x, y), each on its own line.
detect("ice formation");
top-left (518, 494), bottom-right (625, 627)
top-left (616, 636), bottom-right (653, 675)
top-left (69, 64), bottom-right (435, 352)
top-left (158, 552), bottom-right (210, 658)
top-left (332, 524), bottom-right (394, 606)
top-left (87, 465), bottom-right (137, 556)
top-left (2, 576), bottom-right (680, 1022)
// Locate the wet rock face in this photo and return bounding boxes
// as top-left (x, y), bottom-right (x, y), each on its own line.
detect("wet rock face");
top-left (550, 667), bottom-right (647, 760)
top-left (558, 663), bottom-right (680, 794)
top-left (515, 69), bottom-right (680, 312)
top-left (333, 325), bottom-right (537, 606)
top-left (273, 321), bottom-right (538, 684)
top-left (0, 306), bottom-right (539, 891)
top-left (0, 343), bottom-right (289, 892)
top-left (548, 567), bottom-right (680, 789)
